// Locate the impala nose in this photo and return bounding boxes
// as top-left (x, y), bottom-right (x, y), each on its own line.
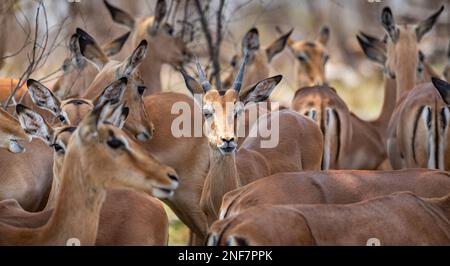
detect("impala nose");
top-left (221, 137), bottom-right (235, 144)
top-left (168, 173), bottom-right (179, 183)
top-left (219, 137), bottom-right (237, 154)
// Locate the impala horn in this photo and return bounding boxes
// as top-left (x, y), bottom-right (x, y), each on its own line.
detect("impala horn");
top-left (233, 49), bottom-right (249, 93)
top-left (195, 56), bottom-right (212, 92)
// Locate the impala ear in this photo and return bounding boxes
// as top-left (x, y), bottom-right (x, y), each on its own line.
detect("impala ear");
top-left (381, 7), bottom-right (398, 43)
top-left (93, 77), bottom-right (128, 107)
top-left (16, 104), bottom-right (54, 145)
top-left (242, 28), bottom-right (260, 53)
top-left (266, 28), bottom-right (293, 63)
top-left (102, 31), bottom-right (131, 57)
top-left (122, 40), bottom-right (148, 76)
top-left (317, 26), bottom-right (330, 45)
top-left (77, 28), bottom-right (109, 70)
top-left (79, 100), bottom-right (113, 141)
top-left (68, 33), bottom-right (85, 67)
top-left (105, 102), bottom-right (129, 128)
top-left (180, 68), bottom-right (204, 95)
top-left (432, 77), bottom-right (450, 105)
top-left (148, 0), bottom-right (167, 35)
top-left (103, 0), bottom-right (135, 29)
top-left (27, 79), bottom-right (62, 117)
top-left (356, 34), bottom-right (386, 66)
top-left (239, 75), bottom-right (282, 104)
top-left (415, 5), bottom-right (444, 42)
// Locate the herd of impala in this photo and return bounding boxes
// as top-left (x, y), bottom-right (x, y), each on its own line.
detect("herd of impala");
top-left (0, 1), bottom-right (449, 246)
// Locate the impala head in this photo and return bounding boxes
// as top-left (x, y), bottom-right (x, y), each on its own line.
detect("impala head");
top-left (0, 108), bottom-right (31, 153)
top-left (52, 30), bottom-right (129, 99)
top-left (77, 101), bottom-right (178, 198)
top-left (181, 54), bottom-right (282, 155)
top-left (286, 26), bottom-right (330, 87)
top-left (223, 27), bottom-right (292, 89)
top-left (356, 31), bottom-right (426, 80)
top-left (17, 99), bottom-right (128, 180)
top-left (78, 28), bottom-right (154, 141)
top-left (380, 6), bottom-right (443, 91)
top-left (104, 0), bottom-right (191, 67)
top-left (26, 77), bottom-right (127, 126)
top-left (17, 100), bottom-right (178, 199)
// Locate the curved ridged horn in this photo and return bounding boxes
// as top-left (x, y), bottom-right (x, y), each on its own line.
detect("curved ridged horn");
top-left (195, 56), bottom-right (212, 92)
top-left (233, 49), bottom-right (249, 92)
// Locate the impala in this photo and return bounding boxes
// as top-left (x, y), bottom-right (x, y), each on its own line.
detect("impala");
top-left (15, 99), bottom-right (170, 245)
top-left (222, 27), bottom-right (292, 91)
top-left (104, 0), bottom-right (190, 95)
top-left (219, 169), bottom-right (450, 221)
top-left (76, 29), bottom-right (154, 142)
top-left (0, 100), bottom-right (178, 245)
top-left (212, 79), bottom-right (450, 246)
top-left (380, 6), bottom-right (446, 169)
top-left (221, 27), bottom-right (292, 146)
top-left (52, 29), bottom-right (130, 99)
top-left (0, 29), bottom-right (151, 212)
top-left (209, 191), bottom-right (450, 246)
top-left (289, 27), bottom-right (384, 170)
top-left (282, 26), bottom-right (330, 88)
top-left (0, 107), bottom-right (31, 153)
top-left (179, 54), bottom-right (323, 230)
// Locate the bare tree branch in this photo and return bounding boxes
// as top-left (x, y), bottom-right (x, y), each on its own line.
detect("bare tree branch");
top-left (194, 0), bottom-right (226, 90)
top-left (2, 0), bottom-right (65, 109)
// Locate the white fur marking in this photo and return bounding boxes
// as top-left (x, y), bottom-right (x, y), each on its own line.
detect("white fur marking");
top-left (422, 107), bottom-right (435, 169)
top-left (322, 108), bottom-right (334, 170)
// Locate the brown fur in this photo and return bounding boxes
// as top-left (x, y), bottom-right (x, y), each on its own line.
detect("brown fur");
top-left (0, 105), bottom-right (176, 245)
top-left (292, 86), bottom-right (385, 170)
top-left (0, 82), bottom-right (53, 211)
top-left (384, 8), bottom-right (445, 170)
top-left (104, 1), bottom-right (189, 95)
top-left (219, 169), bottom-right (450, 219)
top-left (45, 126), bottom-right (169, 245)
top-left (211, 191), bottom-right (450, 246)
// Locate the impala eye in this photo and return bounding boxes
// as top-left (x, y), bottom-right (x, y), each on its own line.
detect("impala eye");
top-left (137, 86), bottom-right (146, 95)
top-left (51, 143), bottom-right (65, 154)
top-left (324, 54), bottom-right (330, 63)
top-left (297, 53), bottom-right (308, 63)
top-left (107, 137), bottom-right (124, 149)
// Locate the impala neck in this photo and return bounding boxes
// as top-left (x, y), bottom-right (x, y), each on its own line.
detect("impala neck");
top-left (296, 68), bottom-right (313, 89)
top-left (43, 162), bottom-right (63, 210)
top-left (41, 143), bottom-right (106, 245)
top-left (201, 147), bottom-right (240, 224)
top-left (394, 55), bottom-right (417, 100)
top-left (372, 76), bottom-right (397, 140)
top-left (140, 53), bottom-right (163, 95)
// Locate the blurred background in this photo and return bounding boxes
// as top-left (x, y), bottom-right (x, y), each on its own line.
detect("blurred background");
top-left (0, 0), bottom-right (449, 245)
